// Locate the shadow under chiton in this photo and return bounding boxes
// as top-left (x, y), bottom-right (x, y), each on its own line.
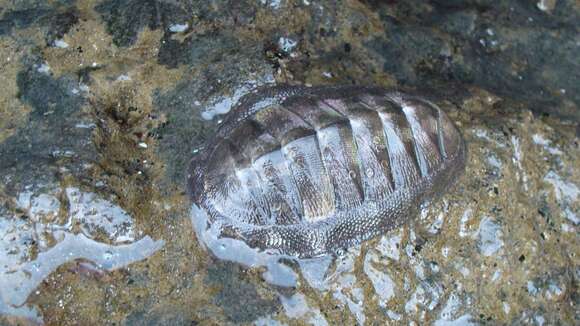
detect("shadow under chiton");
top-left (188, 85), bottom-right (466, 260)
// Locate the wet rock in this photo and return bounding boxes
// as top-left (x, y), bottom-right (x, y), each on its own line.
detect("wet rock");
top-left (206, 261), bottom-right (279, 323)
top-left (153, 52), bottom-right (273, 186)
top-left (368, 21), bottom-right (451, 86)
top-left (95, 0), bottom-right (191, 47)
top-left (0, 57), bottom-right (92, 192)
top-left (437, 10), bottom-right (478, 37)
top-left (124, 307), bottom-right (194, 326)
top-left (0, 4), bottom-right (79, 45)
top-left (0, 184), bottom-right (163, 322)
top-left (0, 0), bottom-right (578, 324)
top-left (157, 32), bottom-right (239, 69)
top-left (195, 0), bottom-right (258, 27)
top-left (0, 8), bottom-right (55, 35)
top-left (16, 59), bottom-right (82, 116)
top-left (44, 8), bottom-right (79, 46)
top-left (279, 292), bottom-right (328, 325)
top-left (366, 0), bottom-right (580, 119)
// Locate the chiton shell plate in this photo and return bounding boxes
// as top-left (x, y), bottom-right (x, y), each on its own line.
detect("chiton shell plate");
top-left (188, 85), bottom-right (466, 258)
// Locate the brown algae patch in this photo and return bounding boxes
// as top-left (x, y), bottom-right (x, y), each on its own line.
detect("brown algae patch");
top-left (90, 84), bottom-right (165, 226)
top-left (27, 27), bottom-right (220, 324)
top-left (257, 1), bottom-right (393, 87)
top-left (0, 18), bottom-right (212, 323)
top-left (41, 7), bottom-right (184, 88)
top-left (0, 39), bottom-right (31, 143)
top-left (28, 81), bottom-right (217, 325)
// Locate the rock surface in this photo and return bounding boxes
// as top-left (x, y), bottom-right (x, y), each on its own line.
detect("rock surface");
top-left (0, 0), bottom-right (578, 325)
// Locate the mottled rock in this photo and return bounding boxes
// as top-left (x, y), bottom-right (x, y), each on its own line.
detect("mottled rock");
top-left (95, 0), bottom-right (190, 47)
top-left (153, 50), bottom-right (273, 186)
top-left (0, 0), bottom-right (578, 324)
top-left (206, 261), bottom-right (279, 322)
top-left (0, 5), bottom-right (78, 45)
top-left (0, 57), bottom-right (92, 192)
top-left (367, 0), bottom-right (580, 119)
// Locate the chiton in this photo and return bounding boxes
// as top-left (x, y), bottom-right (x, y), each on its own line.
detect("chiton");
top-left (188, 85), bottom-right (466, 258)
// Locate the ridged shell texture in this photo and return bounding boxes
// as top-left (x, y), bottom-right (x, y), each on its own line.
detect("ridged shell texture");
top-left (188, 85), bottom-right (465, 258)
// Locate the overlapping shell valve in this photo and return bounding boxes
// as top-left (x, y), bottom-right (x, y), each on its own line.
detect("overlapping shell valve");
top-left (188, 85), bottom-right (465, 264)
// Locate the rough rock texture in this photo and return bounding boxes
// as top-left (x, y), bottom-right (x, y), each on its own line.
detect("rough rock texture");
top-left (0, 0), bottom-right (578, 325)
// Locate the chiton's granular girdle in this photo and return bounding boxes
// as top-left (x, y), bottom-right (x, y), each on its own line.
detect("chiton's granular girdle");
top-left (188, 85), bottom-right (466, 259)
